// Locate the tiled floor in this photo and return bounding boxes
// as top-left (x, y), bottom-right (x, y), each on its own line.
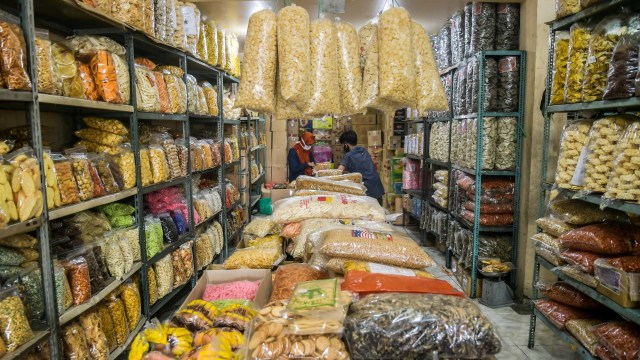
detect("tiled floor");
top-left (400, 227), bottom-right (582, 360)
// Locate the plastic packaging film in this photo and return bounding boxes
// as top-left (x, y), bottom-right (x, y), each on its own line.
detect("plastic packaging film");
top-left (497, 56), bottom-right (519, 112)
top-left (535, 217), bottom-right (576, 237)
top-left (550, 31), bottom-right (570, 105)
top-left (173, 1), bottom-right (186, 51)
top-left (412, 21), bottom-right (448, 115)
top-left (274, 73), bottom-right (304, 121)
top-left (438, 22), bottom-right (452, 69)
top-left (181, 2), bottom-right (201, 56)
top-left (535, 299), bottom-right (598, 330)
top-left (564, 22), bottom-right (593, 104)
top-left (554, 120), bottom-right (593, 189)
top-left (358, 19), bottom-right (401, 115)
top-left (466, 117), bottom-right (497, 170)
top-left (0, 18), bottom-right (32, 91)
top-left (582, 16), bottom-right (627, 102)
top-left (495, 4), bottom-right (520, 50)
top-left (62, 322), bottom-right (91, 360)
top-left (305, 18), bottom-right (341, 116)
top-left (111, 54), bottom-right (130, 104)
top-left (378, 7), bottom-right (415, 107)
top-left (495, 117), bottom-right (517, 170)
top-left (579, 116), bottom-right (635, 193)
top-left (344, 294), bottom-right (501, 359)
top-left (272, 195), bottom-right (385, 224)
top-left (536, 281), bottom-right (603, 309)
top-left (234, 9), bottom-right (277, 114)
top-left (603, 34), bottom-right (640, 100)
top-left (603, 121), bottom-right (640, 202)
top-left (466, 60), bottom-right (474, 113)
top-left (450, 11), bottom-right (465, 65)
top-left (205, 20), bottom-right (218, 66)
top-left (559, 222), bottom-right (640, 255)
top-left (335, 20), bottom-right (362, 115)
top-left (196, 21), bottom-right (208, 61)
top-left (469, 2), bottom-right (496, 55)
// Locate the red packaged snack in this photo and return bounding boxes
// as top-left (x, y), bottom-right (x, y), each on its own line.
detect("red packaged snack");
top-left (342, 270), bottom-right (464, 298)
top-left (602, 255), bottom-right (640, 272)
top-left (558, 223), bottom-right (640, 255)
top-left (595, 322), bottom-right (640, 360)
top-left (536, 282), bottom-right (602, 309)
top-left (534, 299), bottom-right (596, 329)
top-left (559, 249), bottom-right (604, 274)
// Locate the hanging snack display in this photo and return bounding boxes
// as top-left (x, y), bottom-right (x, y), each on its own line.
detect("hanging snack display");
top-left (234, 9), bottom-right (277, 114)
top-left (412, 21), bottom-right (448, 114)
top-left (379, 7), bottom-right (415, 107)
top-left (306, 18), bottom-right (341, 116)
top-left (335, 20), bottom-right (362, 115)
top-left (276, 4), bottom-right (309, 110)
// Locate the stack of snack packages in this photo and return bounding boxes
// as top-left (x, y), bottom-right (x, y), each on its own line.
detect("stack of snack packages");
top-left (432, 169), bottom-right (449, 209)
top-left (402, 158), bottom-right (421, 190)
top-left (0, 147), bottom-right (44, 228)
top-left (454, 171), bottom-right (515, 227)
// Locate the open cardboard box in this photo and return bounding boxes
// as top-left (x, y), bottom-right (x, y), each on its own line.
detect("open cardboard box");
top-left (178, 269), bottom-right (273, 310)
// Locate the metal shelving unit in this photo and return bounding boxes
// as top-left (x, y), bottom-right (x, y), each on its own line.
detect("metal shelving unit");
top-left (241, 116), bottom-right (266, 222)
top-left (0, 0), bottom-right (243, 357)
top-left (528, 0), bottom-right (640, 352)
top-left (423, 50), bottom-right (526, 297)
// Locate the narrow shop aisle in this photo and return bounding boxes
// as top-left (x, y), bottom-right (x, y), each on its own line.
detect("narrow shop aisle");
top-left (400, 226), bottom-right (581, 360)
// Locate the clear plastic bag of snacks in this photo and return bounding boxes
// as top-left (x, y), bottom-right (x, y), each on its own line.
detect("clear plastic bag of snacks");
top-left (550, 31), bottom-right (571, 104)
top-left (554, 120), bottom-right (593, 189)
top-left (378, 8), bottom-right (415, 107)
top-left (0, 13), bottom-right (32, 91)
top-left (564, 22), bottom-right (593, 103)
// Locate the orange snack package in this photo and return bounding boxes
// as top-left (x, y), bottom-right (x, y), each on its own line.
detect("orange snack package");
top-left (151, 71), bottom-right (171, 114)
top-left (90, 50), bottom-right (122, 103)
top-left (76, 61), bottom-right (99, 101)
top-left (342, 270), bottom-right (464, 298)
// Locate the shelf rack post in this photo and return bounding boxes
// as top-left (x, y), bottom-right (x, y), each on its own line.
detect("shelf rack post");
top-left (20, 0), bottom-right (60, 356)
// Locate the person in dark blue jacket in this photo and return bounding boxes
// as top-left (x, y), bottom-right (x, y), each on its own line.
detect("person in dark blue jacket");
top-left (287, 131), bottom-right (316, 182)
top-left (337, 130), bottom-right (385, 205)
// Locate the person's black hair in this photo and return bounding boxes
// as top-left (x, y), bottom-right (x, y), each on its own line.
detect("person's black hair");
top-left (339, 130), bottom-right (357, 146)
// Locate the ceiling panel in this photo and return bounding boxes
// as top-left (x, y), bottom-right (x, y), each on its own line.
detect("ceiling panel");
top-left (196, 0), bottom-right (523, 48)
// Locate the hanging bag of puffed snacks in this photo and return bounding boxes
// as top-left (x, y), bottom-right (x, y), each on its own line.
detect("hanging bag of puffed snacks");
top-left (603, 33), bottom-right (640, 100)
top-left (0, 11), bottom-right (32, 91)
top-left (359, 19), bottom-right (401, 115)
top-left (305, 17), bottom-right (342, 116)
top-left (134, 64), bottom-right (161, 112)
top-left (564, 22), bottom-right (593, 103)
top-left (556, 0), bottom-right (580, 19)
top-left (582, 16), bottom-right (628, 102)
top-left (553, 120), bottom-right (594, 189)
top-left (335, 19), bottom-right (362, 115)
top-left (35, 29), bottom-right (61, 95)
top-left (277, 5), bottom-right (309, 110)
top-left (550, 31), bottom-right (571, 105)
top-left (274, 73), bottom-right (304, 121)
top-left (181, 2), bottom-right (200, 56)
top-left (206, 20), bottom-right (218, 66)
top-left (234, 9), bottom-right (277, 114)
top-left (196, 20), bottom-right (208, 61)
top-left (378, 7), bottom-right (415, 107)
top-left (412, 21), bottom-right (448, 115)
top-left (576, 116), bottom-right (636, 194)
top-left (602, 121), bottom-right (640, 204)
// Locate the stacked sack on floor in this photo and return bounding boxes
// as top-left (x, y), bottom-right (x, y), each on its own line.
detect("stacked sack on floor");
top-left (452, 170), bottom-right (515, 226)
top-left (235, 5), bottom-right (447, 119)
top-left (535, 280), bottom-right (640, 359)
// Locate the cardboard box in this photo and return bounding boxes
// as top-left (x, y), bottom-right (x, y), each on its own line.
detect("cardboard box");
top-left (180, 270), bottom-right (273, 310)
top-left (271, 166), bottom-right (288, 183)
top-left (271, 147), bottom-right (288, 168)
top-left (272, 120), bottom-right (287, 132)
top-left (595, 261), bottom-right (640, 308)
top-left (240, 172), bottom-right (249, 188)
top-left (286, 119), bottom-right (299, 135)
top-left (266, 167), bottom-right (273, 182)
top-left (452, 258), bottom-right (482, 298)
top-left (352, 125), bottom-right (376, 145)
top-left (287, 136), bottom-right (298, 149)
top-left (272, 131), bottom-right (288, 149)
top-left (368, 130), bottom-right (382, 147)
top-left (352, 113), bottom-right (377, 125)
top-left (395, 197), bottom-right (403, 213)
top-left (266, 151), bottom-right (273, 168)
